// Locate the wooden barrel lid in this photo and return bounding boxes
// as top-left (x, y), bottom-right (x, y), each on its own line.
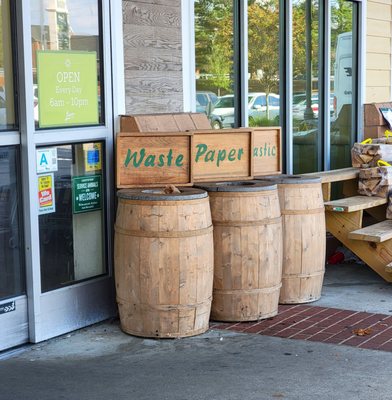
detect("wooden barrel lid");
top-left (117, 187), bottom-right (208, 201)
top-left (255, 174), bottom-right (321, 184)
top-left (195, 180), bottom-right (277, 192)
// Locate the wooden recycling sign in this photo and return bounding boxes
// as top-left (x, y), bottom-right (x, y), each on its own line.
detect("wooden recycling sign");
top-left (116, 127), bottom-right (281, 188)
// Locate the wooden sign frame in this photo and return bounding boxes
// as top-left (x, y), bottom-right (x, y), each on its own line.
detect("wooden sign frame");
top-left (116, 127), bottom-right (281, 188)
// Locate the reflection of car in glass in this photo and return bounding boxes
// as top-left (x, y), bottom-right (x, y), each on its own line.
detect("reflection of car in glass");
top-left (33, 84), bottom-right (39, 122)
top-left (196, 91), bottom-right (218, 114)
top-left (292, 94), bottom-right (335, 119)
top-left (209, 92), bottom-right (280, 129)
top-left (0, 92), bottom-right (6, 126)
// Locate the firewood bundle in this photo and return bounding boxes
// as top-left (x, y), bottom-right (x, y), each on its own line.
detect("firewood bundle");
top-left (352, 142), bottom-right (392, 168)
top-left (387, 194), bottom-right (392, 219)
top-left (358, 166), bottom-right (392, 197)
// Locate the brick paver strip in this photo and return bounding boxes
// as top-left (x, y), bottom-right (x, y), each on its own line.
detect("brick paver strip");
top-left (210, 305), bottom-right (392, 352)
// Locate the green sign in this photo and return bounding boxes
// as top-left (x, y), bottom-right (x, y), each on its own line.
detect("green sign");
top-left (37, 51), bottom-right (99, 128)
top-left (72, 175), bottom-right (102, 214)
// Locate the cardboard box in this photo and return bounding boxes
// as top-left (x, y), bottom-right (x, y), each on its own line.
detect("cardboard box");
top-left (364, 102), bottom-right (392, 126)
top-left (364, 125), bottom-right (389, 139)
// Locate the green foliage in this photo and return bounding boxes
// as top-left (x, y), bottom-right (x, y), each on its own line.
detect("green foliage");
top-left (249, 115), bottom-right (279, 128)
top-left (248, 1), bottom-right (280, 96)
top-left (195, 0), bottom-right (233, 95)
top-left (195, 0), bottom-right (353, 99)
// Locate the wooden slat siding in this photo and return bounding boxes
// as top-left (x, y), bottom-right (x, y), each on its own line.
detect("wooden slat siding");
top-left (124, 71), bottom-right (183, 94)
top-left (123, 0), bottom-right (184, 114)
top-left (366, 53), bottom-right (391, 70)
top-left (123, 2), bottom-right (181, 28)
top-left (122, 24), bottom-right (181, 51)
top-left (123, 50), bottom-right (182, 72)
top-left (366, 87), bottom-right (391, 103)
top-left (123, 0), bottom-right (180, 6)
top-left (125, 95), bottom-right (183, 114)
top-left (367, 36), bottom-right (391, 55)
top-left (365, 1), bottom-right (392, 103)
top-left (367, 70), bottom-right (391, 87)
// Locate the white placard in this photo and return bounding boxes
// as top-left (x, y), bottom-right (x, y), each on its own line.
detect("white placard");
top-left (36, 148), bottom-right (58, 174)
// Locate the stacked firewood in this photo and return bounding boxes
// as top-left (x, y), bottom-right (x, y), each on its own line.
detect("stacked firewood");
top-left (358, 166), bottom-right (392, 197)
top-left (351, 141), bottom-right (392, 168)
top-left (352, 140), bottom-right (392, 219)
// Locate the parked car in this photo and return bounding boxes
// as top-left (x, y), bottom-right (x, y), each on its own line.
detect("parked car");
top-left (292, 94), bottom-right (335, 120)
top-left (209, 92), bottom-right (280, 129)
top-left (196, 91), bottom-right (218, 115)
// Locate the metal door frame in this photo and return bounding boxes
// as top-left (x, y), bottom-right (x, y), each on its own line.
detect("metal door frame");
top-left (14, 0), bottom-right (122, 344)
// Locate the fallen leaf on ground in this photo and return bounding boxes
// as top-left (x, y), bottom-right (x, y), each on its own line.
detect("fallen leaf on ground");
top-left (352, 328), bottom-right (372, 336)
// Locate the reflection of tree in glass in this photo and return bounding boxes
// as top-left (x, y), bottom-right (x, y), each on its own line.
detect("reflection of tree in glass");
top-left (292, 1), bottom-right (319, 83)
top-left (195, 0), bottom-right (233, 95)
top-left (248, 0), bottom-right (279, 119)
top-left (331, 0), bottom-right (353, 67)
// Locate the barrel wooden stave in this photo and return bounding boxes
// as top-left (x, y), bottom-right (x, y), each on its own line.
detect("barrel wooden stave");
top-left (114, 192), bottom-right (213, 338)
top-left (207, 187), bottom-right (282, 321)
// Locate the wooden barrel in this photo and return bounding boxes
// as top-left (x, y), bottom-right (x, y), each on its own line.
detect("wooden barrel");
top-left (195, 181), bottom-right (282, 322)
top-left (114, 187), bottom-right (214, 338)
top-left (256, 175), bottom-right (326, 304)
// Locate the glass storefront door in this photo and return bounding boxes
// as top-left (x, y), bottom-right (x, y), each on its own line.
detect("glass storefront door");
top-left (0, 0), bottom-right (29, 352)
top-left (25, 0), bottom-right (116, 342)
top-left (1, 0), bottom-right (117, 350)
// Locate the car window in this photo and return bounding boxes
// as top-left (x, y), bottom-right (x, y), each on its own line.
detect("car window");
top-left (268, 96), bottom-right (280, 106)
top-left (196, 94), bottom-right (208, 106)
top-left (215, 97), bottom-right (234, 108)
top-left (209, 93), bottom-right (218, 104)
top-left (253, 95), bottom-right (266, 107)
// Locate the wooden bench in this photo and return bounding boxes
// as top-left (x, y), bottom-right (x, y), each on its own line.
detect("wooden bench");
top-left (304, 167), bottom-right (392, 281)
top-left (303, 167), bottom-right (360, 201)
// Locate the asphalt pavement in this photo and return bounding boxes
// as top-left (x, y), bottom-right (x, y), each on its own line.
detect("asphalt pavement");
top-left (1, 262), bottom-right (392, 400)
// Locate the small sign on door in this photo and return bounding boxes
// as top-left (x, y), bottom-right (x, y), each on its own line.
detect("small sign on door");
top-left (38, 173), bottom-right (56, 215)
top-left (0, 301), bottom-right (16, 315)
top-left (36, 147), bottom-right (58, 174)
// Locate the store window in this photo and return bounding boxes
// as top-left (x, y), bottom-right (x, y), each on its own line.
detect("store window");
top-left (38, 141), bottom-right (106, 292)
top-left (292, 0), bottom-right (321, 173)
top-left (248, 0), bottom-right (280, 128)
top-left (195, 0), bottom-right (234, 129)
top-left (193, 0), bottom-right (362, 173)
top-left (30, 0), bottom-right (103, 128)
top-left (330, 0), bottom-right (356, 170)
top-left (0, 0), bottom-right (16, 131)
top-left (0, 146), bottom-right (25, 299)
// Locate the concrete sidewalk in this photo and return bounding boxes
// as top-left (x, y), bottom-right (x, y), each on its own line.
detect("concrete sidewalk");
top-left (1, 321), bottom-right (392, 400)
top-left (1, 262), bottom-right (392, 400)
